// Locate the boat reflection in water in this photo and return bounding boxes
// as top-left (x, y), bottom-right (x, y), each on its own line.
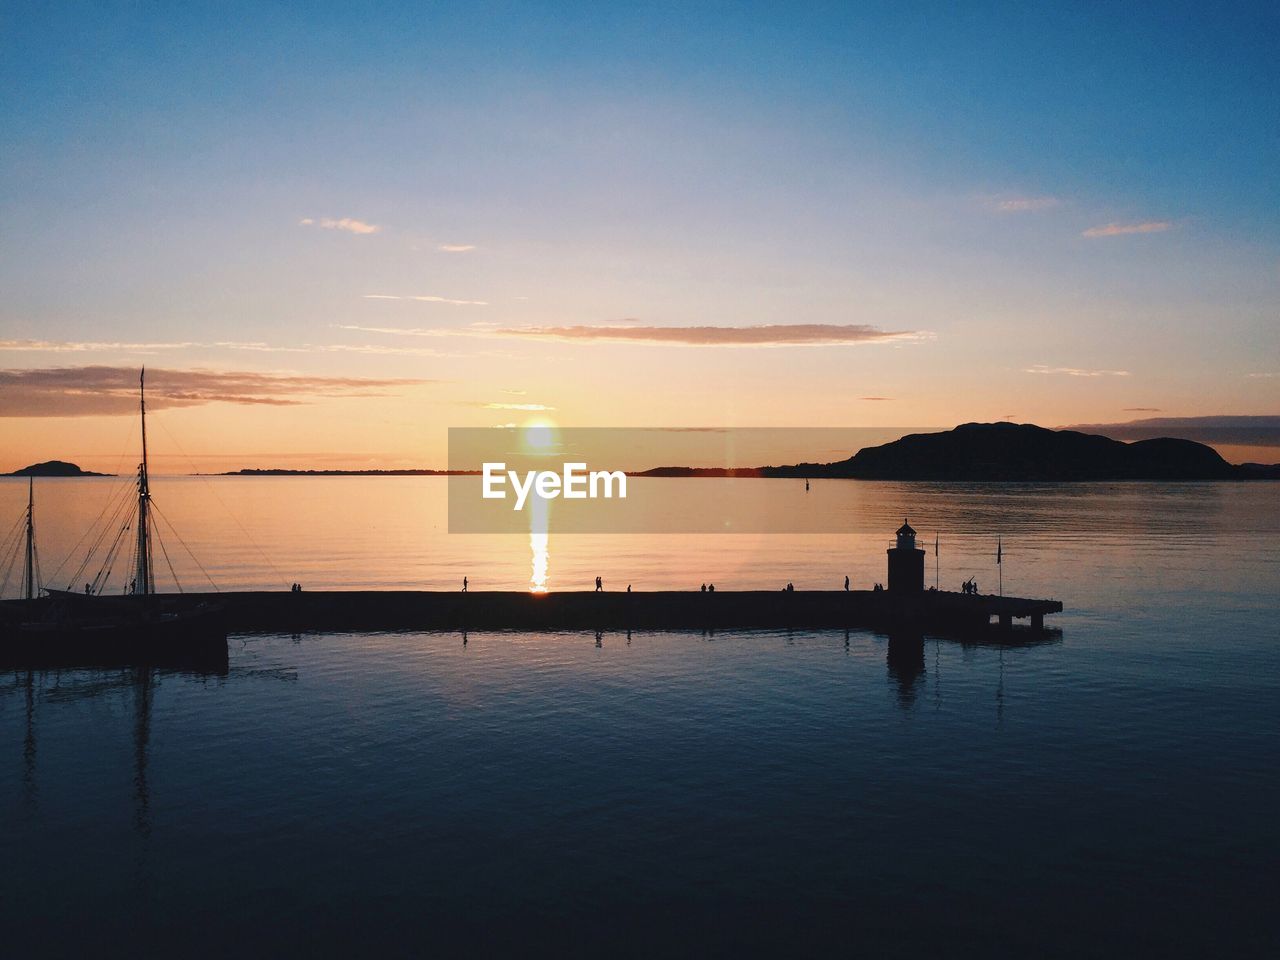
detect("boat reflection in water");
top-left (9, 655), bottom-right (229, 838)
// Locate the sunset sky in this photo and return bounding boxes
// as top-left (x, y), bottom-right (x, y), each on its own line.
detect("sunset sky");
top-left (2, 2), bottom-right (1278, 471)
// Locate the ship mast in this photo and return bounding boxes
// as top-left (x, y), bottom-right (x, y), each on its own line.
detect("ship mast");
top-left (134, 368), bottom-right (153, 595)
top-left (23, 476), bottom-right (36, 600)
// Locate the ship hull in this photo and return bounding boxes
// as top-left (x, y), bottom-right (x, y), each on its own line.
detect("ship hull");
top-left (0, 595), bottom-right (228, 670)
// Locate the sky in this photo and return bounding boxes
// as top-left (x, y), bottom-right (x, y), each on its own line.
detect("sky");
top-left (1, 1), bottom-right (1278, 470)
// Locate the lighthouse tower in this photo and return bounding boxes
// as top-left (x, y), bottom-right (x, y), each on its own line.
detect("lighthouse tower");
top-left (887, 520), bottom-right (925, 593)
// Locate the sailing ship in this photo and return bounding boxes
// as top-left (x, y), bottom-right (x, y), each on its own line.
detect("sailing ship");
top-left (2, 369), bottom-right (226, 665)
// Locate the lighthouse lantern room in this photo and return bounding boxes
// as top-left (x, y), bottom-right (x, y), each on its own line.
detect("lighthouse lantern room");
top-left (887, 520), bottom-right (926, 593)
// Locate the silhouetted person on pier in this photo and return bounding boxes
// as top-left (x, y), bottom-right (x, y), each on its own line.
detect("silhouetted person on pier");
top-left (595, 576), bottom-right (602, 592)
top-left (844, 575), bottom-right (850, 591)
top-left (462, 577), bottom-right (468, 592)
top-left (701, 583), bottom-right (706, 593)
top-left (708, 584), bottom-right (715, 592)
top-left (85, 582), bottom-right (91, 595)
top-left (786, 582), bottom-right (794, 592)
top-left (627, 584), bottom-right (631, 593)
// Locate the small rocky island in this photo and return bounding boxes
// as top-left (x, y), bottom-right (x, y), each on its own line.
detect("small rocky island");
top-left (6, 460), bottom-right (111, 477)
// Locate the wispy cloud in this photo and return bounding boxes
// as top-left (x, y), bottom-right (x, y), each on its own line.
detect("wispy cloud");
top-left (1, 339), bottom-right (313, 355)
top-left (995, 196), bottom-right (1060, 212)
top-left (1247, 372), bottom-right (1278, 379)
top-left (335, 322), bottom-right (927, 347)
top-left (1081, 221), bottom-right (1173, 238)
top-left (336, 324), bottom-right (461, 338)
top-left (471, 401), bottom-right (557, 411)
top-left (299, 217), bottom-right (380, 235)
top-left (438, 243), bottom-right (476, 252)
top-left (1123, 407), bottom-right (1162, 412)
top-left (316, 344), bottom-right (461, 357)
top-left (1, 339), bottom-right (197, 354)
top-left (0, 366), bottom-right (433, 417)
top-left (860, 396), bottom-right (893, 401)
top-left (1026, 364), bottom-right (1130, 377)
top-left (0, 338), bottom-right (460, 358)
top-left (1062, 415), bottom-right (1280, 449)
top-left (492, 323), bottom-right (926, 347)
top-left (363, 294), bottom-right (488, 306)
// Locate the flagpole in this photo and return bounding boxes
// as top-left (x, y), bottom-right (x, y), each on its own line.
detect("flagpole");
top-left (997, 536), bottom-right (1003, 597)
top-left (935, 532), bottom-right (939, 590)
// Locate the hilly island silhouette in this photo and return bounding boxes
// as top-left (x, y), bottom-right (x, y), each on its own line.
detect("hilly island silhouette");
top-left (638, 423), bottom-right (1279, 481)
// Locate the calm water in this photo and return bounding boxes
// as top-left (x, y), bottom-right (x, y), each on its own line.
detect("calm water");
top-left (2, 478), bottom-right (1278, 956)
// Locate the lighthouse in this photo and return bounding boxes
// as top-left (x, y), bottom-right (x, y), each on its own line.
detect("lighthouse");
top-left (887, 520), bottom-right (925, 593)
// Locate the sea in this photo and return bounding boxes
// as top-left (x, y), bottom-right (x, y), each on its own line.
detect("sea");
top-left (1, 476), bottom-right (1277, 956)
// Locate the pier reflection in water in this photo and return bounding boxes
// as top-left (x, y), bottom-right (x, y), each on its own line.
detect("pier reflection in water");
top-left (886, 629), bottom-right (1062, 709)
top-left (3, 618), bottom-right (1274, 956)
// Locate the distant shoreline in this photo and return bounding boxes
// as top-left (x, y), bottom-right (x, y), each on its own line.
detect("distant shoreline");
top-left (205, 468), bottom-right (474, 476)
top-left (195, 468), bottom-right (1280, 480)
top-left (14, 423), bottom-right (1279, 481)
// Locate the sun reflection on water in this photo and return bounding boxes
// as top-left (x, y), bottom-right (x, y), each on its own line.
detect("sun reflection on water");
top-left (522, 418), bottom-right (557, 593)
top-left (530, 530), bottom-right (549, 593)
top-left (530, 491), bottom-right (550, 592)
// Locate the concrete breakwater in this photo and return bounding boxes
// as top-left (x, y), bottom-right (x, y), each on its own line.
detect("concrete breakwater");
top-left (8, 588), bottom-right (1062, 635)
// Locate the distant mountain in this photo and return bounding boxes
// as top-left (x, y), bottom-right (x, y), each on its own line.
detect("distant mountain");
top-left (1063, 415), bottom-right (1280, 448)
top-left (772, 423), bottom-right (1241, 481)
top-left (6, 460), bottom-right (110, 477)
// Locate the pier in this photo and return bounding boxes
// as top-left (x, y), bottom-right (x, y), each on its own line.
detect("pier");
top-left (228, 587), bottom-right (1062, 633)
top-left (4, 587), bottom-right (1062, 637)
top-left (0, 516), bottom-right (1062, 665)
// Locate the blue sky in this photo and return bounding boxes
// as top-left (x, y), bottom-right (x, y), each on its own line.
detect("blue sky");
top-left (1, 1), bottom-right (1277, 467)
